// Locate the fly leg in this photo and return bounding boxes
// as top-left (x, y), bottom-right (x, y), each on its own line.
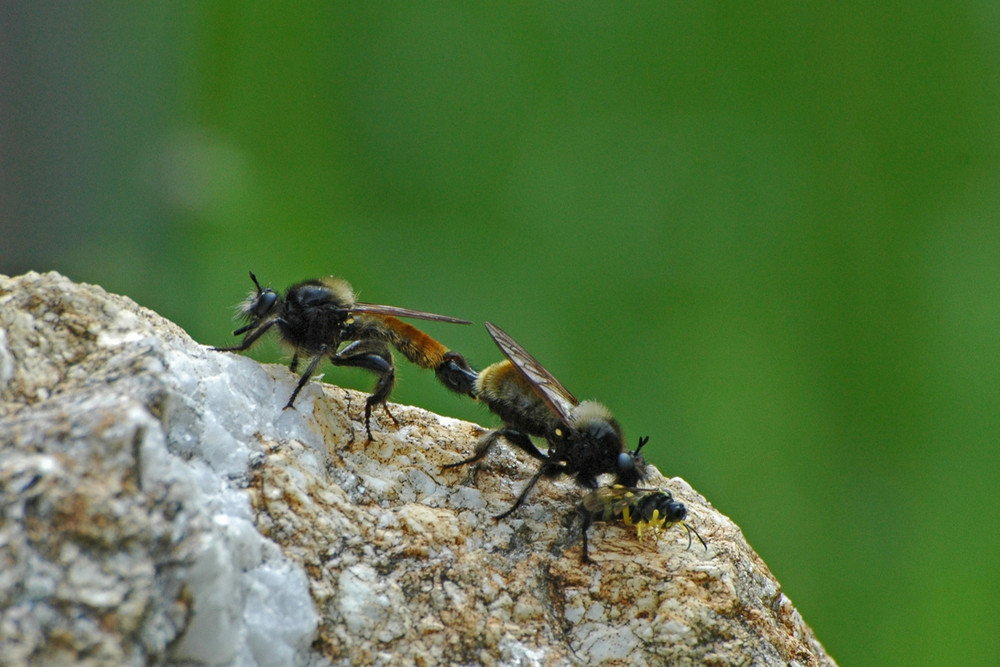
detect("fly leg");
top-left (331, 340), bottom-right (396, 442)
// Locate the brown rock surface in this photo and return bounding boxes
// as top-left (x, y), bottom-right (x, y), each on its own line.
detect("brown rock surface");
top-left (0, 271), bottom-right (836, 666)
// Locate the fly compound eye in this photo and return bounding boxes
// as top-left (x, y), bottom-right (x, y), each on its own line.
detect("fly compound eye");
top-left (254, 289), bottom-right (278, 317)
top-left (617, 452), bottom-right (635, 476)
top-left (616, 452), bottom-right (643, 487)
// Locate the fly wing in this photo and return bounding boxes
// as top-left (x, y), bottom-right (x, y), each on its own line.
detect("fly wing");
top-left (484, 321), bottom-right (578, 424)
top-left (581, 486), bottom-right (622, 513)
top-left (582, 486), bottom-right (651, 517)
top-left (352, 303), bottom-right (471, 325)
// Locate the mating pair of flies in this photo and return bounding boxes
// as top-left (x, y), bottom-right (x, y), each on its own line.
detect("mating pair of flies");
top-left (214, 272), bottom-right (706, 562)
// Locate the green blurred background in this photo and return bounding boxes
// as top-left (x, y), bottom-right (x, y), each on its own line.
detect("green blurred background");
top-left (4, 3), bottom-right (999, 664)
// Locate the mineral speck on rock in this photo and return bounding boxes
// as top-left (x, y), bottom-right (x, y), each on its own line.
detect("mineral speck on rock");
top-left (0, 271), bottom-right (836, 666)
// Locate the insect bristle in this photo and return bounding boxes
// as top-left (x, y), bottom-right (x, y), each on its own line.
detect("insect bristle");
top-left (233, 291), bottom-right (261, 320)
top-left (570, 400), bottom-right (616, 426)
top-left (319, 276), bottom-right (356, 306)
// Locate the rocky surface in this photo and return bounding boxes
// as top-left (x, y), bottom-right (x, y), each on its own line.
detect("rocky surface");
top-left (0, 271), bottom-right (836, 666)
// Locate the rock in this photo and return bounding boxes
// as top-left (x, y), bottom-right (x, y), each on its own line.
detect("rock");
top-left (0, 271), bottom-right (837, 666)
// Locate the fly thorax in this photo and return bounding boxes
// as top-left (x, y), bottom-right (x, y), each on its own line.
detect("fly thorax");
top-left (320, 277), bottom-right (356, 305)
top-left (570, 401), bottom-right (625, 458)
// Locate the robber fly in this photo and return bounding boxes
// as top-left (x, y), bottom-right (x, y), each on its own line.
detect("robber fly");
top-left (214, 272), bottom-right (477, 440)
top-left (444, 321), bottom-right (648, 519)
top-left (576, 485), bottom-right (707, 563)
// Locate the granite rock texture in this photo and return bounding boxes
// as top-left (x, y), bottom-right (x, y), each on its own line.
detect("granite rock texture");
top-left (0, 271), bottom-right (836, 666)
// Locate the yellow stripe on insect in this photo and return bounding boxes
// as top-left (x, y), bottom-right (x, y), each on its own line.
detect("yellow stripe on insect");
top-left (634, 509), bottom-right (674, 541)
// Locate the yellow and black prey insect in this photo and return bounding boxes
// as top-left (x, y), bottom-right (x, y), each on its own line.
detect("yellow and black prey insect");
top-left (214, 272), bottom-right (477, 440)
top-left (445, 322), bottom-right (648, 519)
top-left (576, 485), bottom-right (707, 563)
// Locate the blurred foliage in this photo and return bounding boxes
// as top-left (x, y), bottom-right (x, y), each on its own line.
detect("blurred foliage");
top-left (4, 3), bottom-right (1000, 665)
